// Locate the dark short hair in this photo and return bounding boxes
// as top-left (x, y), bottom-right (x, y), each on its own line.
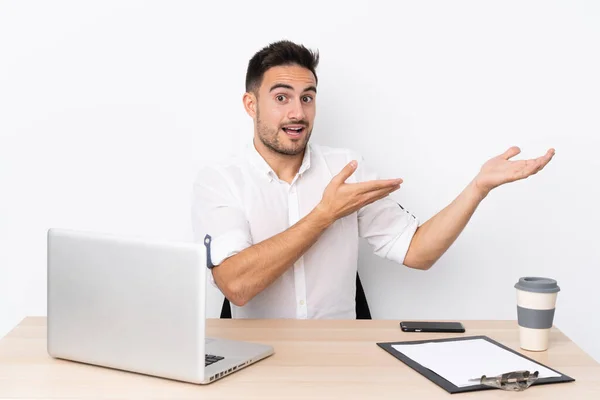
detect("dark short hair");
top-left (245, 40), bottom-right (319, 94)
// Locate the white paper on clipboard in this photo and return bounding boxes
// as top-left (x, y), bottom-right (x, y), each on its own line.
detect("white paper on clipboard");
top-left (392, 338), bottom-right (560, 388)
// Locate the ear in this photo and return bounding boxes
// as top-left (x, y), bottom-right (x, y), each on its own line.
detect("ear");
top-left (243, 92), bottom-right (257, 119)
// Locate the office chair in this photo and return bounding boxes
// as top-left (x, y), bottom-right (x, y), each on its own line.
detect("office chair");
top-left (220, 272), bottom-right (372, 319)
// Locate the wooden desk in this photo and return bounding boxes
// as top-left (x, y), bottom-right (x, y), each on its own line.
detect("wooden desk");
top-left (0, 318), bottom-right (598, 399)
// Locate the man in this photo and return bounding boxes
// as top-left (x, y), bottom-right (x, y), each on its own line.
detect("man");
top-left (191, 40), bottom-right (554, 319)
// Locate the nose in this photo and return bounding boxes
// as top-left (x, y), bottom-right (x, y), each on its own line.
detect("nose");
top-left (287, 98), bottom-right (306, 121)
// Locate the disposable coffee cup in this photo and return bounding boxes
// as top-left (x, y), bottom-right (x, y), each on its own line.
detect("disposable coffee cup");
top-left (515, 277), bottom-right (560, 351)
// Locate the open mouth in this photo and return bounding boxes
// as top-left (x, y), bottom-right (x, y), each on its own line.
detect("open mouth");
top-left (282, 125), bottom-right (306, 137)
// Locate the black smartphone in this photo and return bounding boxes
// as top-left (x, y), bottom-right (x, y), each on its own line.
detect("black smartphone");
top-left (399, 321), bottom-right (465, 333)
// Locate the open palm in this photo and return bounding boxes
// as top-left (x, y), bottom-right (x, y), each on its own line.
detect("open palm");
top-left (474, 146), bottom-right (555, 194)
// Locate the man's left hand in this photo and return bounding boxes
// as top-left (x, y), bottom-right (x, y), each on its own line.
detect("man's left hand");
top-left (474, 146), bottom-right (555, 195)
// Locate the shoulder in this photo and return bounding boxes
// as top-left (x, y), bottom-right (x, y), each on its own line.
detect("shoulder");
top-left (310, 143), bottom-right (363, 164)
top-left (193, 150), bottom-right (248, 190)
top-left (310, 143), bottom-right (377, 182)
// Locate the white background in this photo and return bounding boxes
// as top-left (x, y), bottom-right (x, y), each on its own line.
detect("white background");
top-left (1, 1), bottom-right (599, 362)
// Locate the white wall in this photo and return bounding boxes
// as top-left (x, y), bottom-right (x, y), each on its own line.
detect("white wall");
top-left (1, 0), bottom-right (598, 362)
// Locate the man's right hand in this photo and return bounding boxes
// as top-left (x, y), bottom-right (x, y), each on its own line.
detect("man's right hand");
top-left (315, 160), bottom-right (403, 225)
top-left (210, 160), bottom-right (402, 307)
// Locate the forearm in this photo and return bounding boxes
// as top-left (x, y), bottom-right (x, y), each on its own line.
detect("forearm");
top-left (403, 179), bottom-right (488, 270)
top-left (212, 208), bottom-right (333, 306)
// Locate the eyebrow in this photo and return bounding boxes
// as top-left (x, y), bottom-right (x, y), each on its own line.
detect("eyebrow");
top-left (269, 83), bottom-right (317, 94)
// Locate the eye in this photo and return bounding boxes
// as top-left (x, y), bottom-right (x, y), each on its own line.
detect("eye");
top-left (276, 95), bottom-right (287, 102)
top-left (302, 95), bottom-right (313, 103)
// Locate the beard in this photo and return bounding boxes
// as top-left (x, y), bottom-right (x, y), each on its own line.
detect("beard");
top-left (256, 108), bottom-right (312, 156)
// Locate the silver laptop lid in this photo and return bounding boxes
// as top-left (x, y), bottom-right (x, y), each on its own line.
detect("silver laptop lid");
top-left (47, 228), bottom-right (207, 383)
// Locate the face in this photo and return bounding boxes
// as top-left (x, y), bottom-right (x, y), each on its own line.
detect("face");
top-left (246, 64), bottom-right (317, 156)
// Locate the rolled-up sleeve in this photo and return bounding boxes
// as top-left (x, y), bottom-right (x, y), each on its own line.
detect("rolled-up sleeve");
top-left (354, 154), bottom-right (420, 266)
top-left (191, 166), bottom-right (253, 286)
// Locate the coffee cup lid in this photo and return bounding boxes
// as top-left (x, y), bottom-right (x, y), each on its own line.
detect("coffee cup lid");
top-left (515, 277), bottom-right (560, 293)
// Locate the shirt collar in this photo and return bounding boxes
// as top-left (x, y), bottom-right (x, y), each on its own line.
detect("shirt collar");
top-left (246, 140), bottom-right (312, 182)
top-left (298, 143), bottom-right (312, 175)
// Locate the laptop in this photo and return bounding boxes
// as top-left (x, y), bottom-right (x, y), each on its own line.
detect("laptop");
top-left (46, 228), bottom-right (274, 384)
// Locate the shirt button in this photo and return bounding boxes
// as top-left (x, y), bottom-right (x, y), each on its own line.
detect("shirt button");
top-left (299, 300), bottom-right (305, 306)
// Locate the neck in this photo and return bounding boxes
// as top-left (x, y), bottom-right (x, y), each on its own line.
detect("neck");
top-left (253, 137), bottom-right (304, 183)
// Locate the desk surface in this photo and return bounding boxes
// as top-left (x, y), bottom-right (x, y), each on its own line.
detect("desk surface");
top-left (0, 318), bottom-right (599, 399)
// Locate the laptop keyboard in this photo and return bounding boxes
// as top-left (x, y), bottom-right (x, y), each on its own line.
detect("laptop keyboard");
top-left (205, 354), bottom-right (224, 367)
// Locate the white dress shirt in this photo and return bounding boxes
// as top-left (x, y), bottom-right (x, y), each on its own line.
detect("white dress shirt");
top-left (191, 141), bottom-right (419, 319)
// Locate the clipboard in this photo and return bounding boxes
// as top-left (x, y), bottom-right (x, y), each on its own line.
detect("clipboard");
top-left (377, 335), bottom-right (575, 394)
